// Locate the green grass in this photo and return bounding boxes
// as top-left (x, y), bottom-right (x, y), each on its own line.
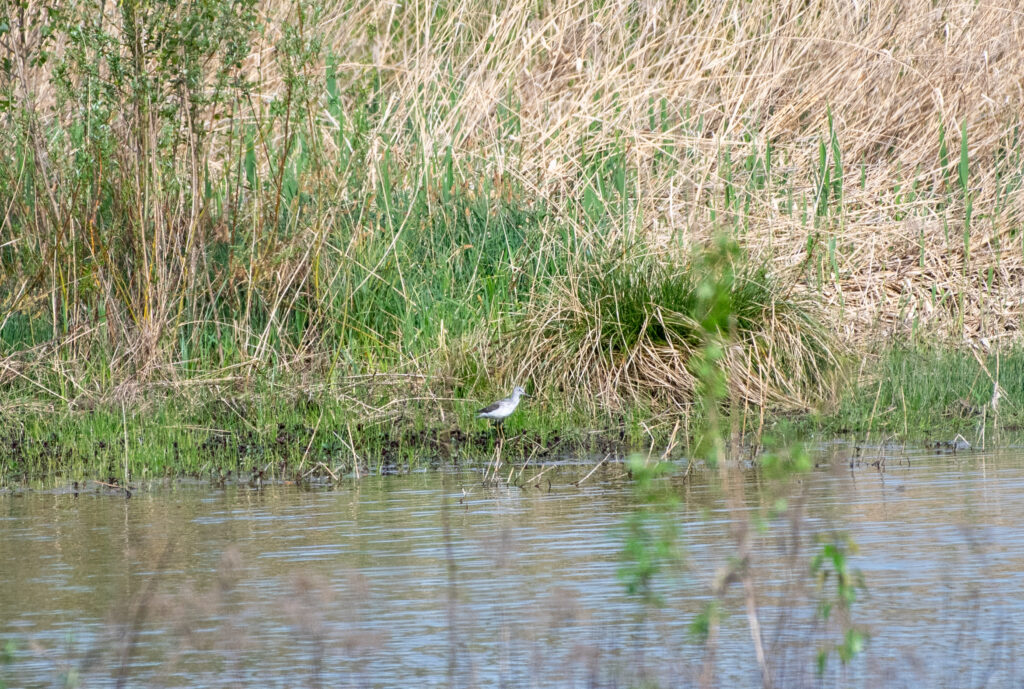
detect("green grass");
top-left (4, 341), bottom-right (1023, 487)
top-left (4, 0), bottom-right (1024, 484)
top-left (506, 240), bottom-right (837, 413)
top-left (0, 380), bottom-right (669, 487)
top-left (817, 346), bottom-right (1024, 437)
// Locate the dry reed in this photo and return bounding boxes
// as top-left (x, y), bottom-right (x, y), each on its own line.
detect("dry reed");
top-left (2, 0), bottom-right (1022, 410)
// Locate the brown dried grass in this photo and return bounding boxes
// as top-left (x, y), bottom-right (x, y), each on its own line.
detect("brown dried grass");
top-left (296, 0), bottom-right (1024, 343)
top-left (4, 0), bottom-right (1024, 407)
top-left (501, 255), bottom-right (838, 412)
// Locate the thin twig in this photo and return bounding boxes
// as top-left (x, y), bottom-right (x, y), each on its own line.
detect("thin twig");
top-left (574, 455), bottom-right (609, 486)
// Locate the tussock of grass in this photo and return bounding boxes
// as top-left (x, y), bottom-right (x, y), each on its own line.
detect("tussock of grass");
top-left (506, 244), bottom-right (837, 412)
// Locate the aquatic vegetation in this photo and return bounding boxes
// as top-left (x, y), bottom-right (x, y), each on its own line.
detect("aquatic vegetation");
top-left (825, 345), bottom-right (1024, 436)
top-left (618, 455), bottom-right (681, 607)
top-left (0, 6), bottom-right (1020, 685)
top-left (0, 379), bottom-right (645, 487)
top-left (1, 0), bottom-right (1023, 482)
top-left (612, 240), bottom-right (865, 686)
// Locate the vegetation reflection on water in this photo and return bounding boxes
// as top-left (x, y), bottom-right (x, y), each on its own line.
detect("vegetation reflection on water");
top-left (2, 445), bottom-right (1023, 688)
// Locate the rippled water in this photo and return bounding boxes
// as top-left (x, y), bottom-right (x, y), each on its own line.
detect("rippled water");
top-left (2, 444), bottom-right (1023, 687)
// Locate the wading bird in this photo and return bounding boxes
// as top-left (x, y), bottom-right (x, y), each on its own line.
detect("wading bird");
top-left (477, 386), bottom-right (529, 435)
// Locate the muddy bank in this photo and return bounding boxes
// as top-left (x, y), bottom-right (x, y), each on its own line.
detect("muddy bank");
top-left (0, 416), bottom-right (632, 487)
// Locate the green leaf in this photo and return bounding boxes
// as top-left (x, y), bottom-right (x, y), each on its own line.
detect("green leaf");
top-left (958, 119), bottom-right (969, 195)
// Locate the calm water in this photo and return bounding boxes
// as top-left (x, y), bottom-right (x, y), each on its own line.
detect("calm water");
top-left (2, 444), bottom-right (1023, 688)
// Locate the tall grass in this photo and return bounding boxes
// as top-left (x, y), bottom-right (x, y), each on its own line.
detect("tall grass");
top-left (505, 239), bottom-right (836, 412)
top-left (829, 345), bottom-right (1024, 436)
top-left (2, 0), bottom-right (1022, 420)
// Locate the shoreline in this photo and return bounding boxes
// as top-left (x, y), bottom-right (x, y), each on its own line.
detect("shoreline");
top-left (3, 343), bottom-right (1017, 487)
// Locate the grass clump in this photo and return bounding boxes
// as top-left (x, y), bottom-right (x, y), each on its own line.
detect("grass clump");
top-left (508, 239), bottom-right (837, 414)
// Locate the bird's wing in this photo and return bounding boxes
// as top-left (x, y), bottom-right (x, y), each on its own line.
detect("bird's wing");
top-left (476, 401), bottom-right (501, 415)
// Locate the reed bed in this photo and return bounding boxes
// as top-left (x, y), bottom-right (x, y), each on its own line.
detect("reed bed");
top-left (2, 0), bottom-right (1023, 417)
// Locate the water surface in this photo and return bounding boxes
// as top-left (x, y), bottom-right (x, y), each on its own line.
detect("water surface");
top-left (2, 444), bottom-right (1022, 687)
